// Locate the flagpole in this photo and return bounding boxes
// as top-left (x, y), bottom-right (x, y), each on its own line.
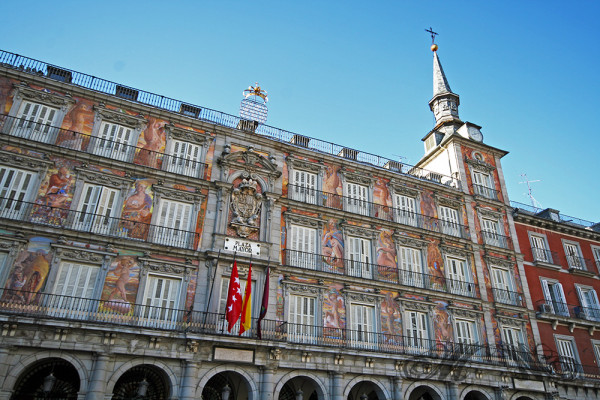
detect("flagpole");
top-left (203, 249), bottom-right (221, 328)
top-left (223, 251), bottom-right (237, 332)
top-left (257, 256), bottom-right (271, 339)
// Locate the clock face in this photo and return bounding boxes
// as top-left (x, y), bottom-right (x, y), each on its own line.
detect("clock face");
top-left (468, 126), bottom-right (483, 142)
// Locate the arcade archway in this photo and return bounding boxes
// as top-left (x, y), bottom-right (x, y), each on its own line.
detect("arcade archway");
top-left (11, 357), bottom-right (80, 400)
top-left (111, 364), bottom-right (170, 400)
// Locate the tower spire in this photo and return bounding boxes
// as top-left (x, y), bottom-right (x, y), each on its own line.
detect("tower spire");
top-left (427, 35), bottom-right (460, 125)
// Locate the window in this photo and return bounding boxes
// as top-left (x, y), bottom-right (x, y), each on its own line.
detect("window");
top-left (594, 342), bottom-right (600, 367)
top-left (530, 234), bottom-right (551, 263)
top-left (405, 311), bottom-right (429, 351)
top-left (73, 184), bottom-right (120, 235)
top-left (541, 279), bottom-right (568, 316)
top-left (91, 122), bottom-right (135, 162)
top-left (491, 266), bottom-right (516, 305)
top-left (454, 319), bottom-right (478, 356)
top-left (399, 247), bottom-right (425, 288)
top-left (11, 101), bottom-right (59, 142)
top-left (141, 275), bottom-right (181, 328)
top-left (481, 218), bottom-right (504, 248)
top-left (163, 140), bottom-right (204, 178)
top-left (348, 237), bottom-right (372, 279)
top-left (593, 247), bottom-right (600, 271)
top-left (556, 337), bottom-right (581, 375)
top-left (439, 206), bottom-right (460, 237)
top-left (152, 199), bottom-right (192, 248)
top-left (0, 166), bottom-right (36, 219)
top-left (395, 194), bottom-right (417, 227)
top-left (350, 304), bottom-right (375, 347)
top-left (502, 326), bottom-right (524, 362)
top-left (288, 224), bottom-right (317, 269)
top-left (289, 170), bottom-right (317, 204)
top-left (446, 257), bottom-right (473, 297)
top-left (289, 295), bottom-right (316, 343)
top-left (564, 242), bottom-right (584, 270)
top-left (576, 286), bottom-right (600, 321)
top-left (49, 262), bottom-right (100, 319)
top-left (473, 171), bottom-right (493, 198)
top-left (344, 182), bottom-right (369, 216)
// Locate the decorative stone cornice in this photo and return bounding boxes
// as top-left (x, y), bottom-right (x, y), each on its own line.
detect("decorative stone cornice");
top-left (14, 83), bottom-right (75, 108)
top-left (140, 259), bottom-right (189, 275)
top-left (218, 145), bottom-right (281, 178)
top-left (390, 183), bottom-right (420, 198)
top-left (165, 124), bottom-right (210, 145)
top-left (451, 307), bottom-right (482, 319)
top-left (0, 150), bottom-right (52, 171)
top-left (341, 223), bottom-right (378, 239)
top-left (441, 244), bottom-right (472, 258)
top-left (340, 168), bottom-right (374, 186)
top-left (75, 168), bottom-right (133, 189)
top-left (394, 234), bottom-right (428, 249)
top-left (464, 156), bottom-right (496, 173)
top-left (477, 206), bottom-right (503, 220)
top-left (286, 155), bottom-right (324, 174)
top-left (284, 281), bottom-right (322, 295)
top-left (93, 103), bottom-right (147, 127)
top-left (153, 185), bottom-right (203, 203)
top-left (496, 315), bottom-right (525, 328)
top-left (484, 255), bottom-right (514, 269)
top-left (53, 245), bottom-right (113, 264)
top-left (283, 211), bottom-right (325, 229)
top-left (345, 291), bottom-right (380, 303)
top-left (437, 196), bottom-right (463, 209)
top-left (402, 299), bottom-right (433, 312)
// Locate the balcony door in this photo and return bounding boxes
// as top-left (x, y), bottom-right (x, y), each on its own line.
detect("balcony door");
top-left (530, 235), bottom-right (549, 262)
top-left (92, 122), bottom-right (134, 162)
top-left (50, 262), bottom-right (99, 319)
top-left (0, 166), bottom-right (35, 220)
top-left (350, 304), bottom-right (375, 348)
top-left (406, 311), bottom-right (428, 352)
top-left (290, 170), bottom-right (317, 204)
top-left (164, 140), bottom-right (203, 178)
top-left (141, 275), bottom-right (181, 329)
top-left (75, 184), bottom-right (119, 235)
top-left (345, 183), bottom-right (368, 216)
top-left (289, 295), bottom-right (316, 344)
top-left (541, 280), bottom-right (568, 316)
top-left (12, 101), bottom-right (58, 142)
top-left (399, 247), bottom-right (424, 288)
top-left (152, 199), bottom-right (192, 247)
top-left (289, 225), bottom-right (317, 269)
top-left (348, 237), bottom-right (372, 279)
top-left (439, 206), bottom-right (460, 236)
top-left (395, 194), bottom-right (417, 226)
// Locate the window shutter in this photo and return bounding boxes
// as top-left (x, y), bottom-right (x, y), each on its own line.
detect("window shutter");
top-left (0, 167), bottom-right (34, 206)
top-left (53, 262), bottom-right (99, 298)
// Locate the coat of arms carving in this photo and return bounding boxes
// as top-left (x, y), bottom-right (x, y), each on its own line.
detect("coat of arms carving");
top-left (230, 178), bottom-right (262, 237)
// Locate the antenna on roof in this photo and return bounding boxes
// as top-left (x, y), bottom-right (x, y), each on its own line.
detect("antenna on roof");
top-left (519, 173), bottom-right (542, 211)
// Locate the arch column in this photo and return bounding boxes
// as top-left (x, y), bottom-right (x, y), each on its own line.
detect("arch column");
top-left (392, 377), bottom-right (402, 400)
top-left (447, 382), bottom-right (459, 400)
top-left (330, 372), bottom-right (343, 400)
top-left (180, 361), bottom-right (198, 400)
top-left (261, 367), bottom-right (275, 400)
top-left (86, 353), bottom-right (109, 400)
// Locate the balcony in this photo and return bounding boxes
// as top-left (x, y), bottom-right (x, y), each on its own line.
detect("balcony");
top-left (482, 230), bottom-right (510, 249)
top-left (0, 197), bottom-right (198, 250)
top-left (0, 49), bottom-right (461, 190)
top-left (0, 115), bottom-right (208, 179)
top-left (531, 247), bottom-right (558, 265)
top-left (286, 183), bottom-right (470, 239)
top-left (473, 183), bottom-right (500, 201)
top-left (492, 287), bottom-right (523, 306)
top-left (0, 288), bottom-right (548, 371)
top-left (536, 300), bottom-right (600, 322)
top-left (284, 249), bottom-right (475, 298)
top-left (566, 254), bottom-right (597, 274)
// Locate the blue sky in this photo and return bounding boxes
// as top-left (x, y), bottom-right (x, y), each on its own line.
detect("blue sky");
top-left (2, 1), bottom-right (598, 222)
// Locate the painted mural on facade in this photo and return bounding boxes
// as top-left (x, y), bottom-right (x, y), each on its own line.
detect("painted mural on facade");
top-left (380, 290), bottom-right (402, 340)
top-left (119, 179), bottom-right (154, 240)
top-left (323, 283), bottom-right (345, 335)
top-left (30, 158), bottom-right (80, 226)
top-left (2, 237), bottom-right (53, 304)
top-left (100, 255), bottom-right (141, 315)
top-left (322, 218), bottom-right (344, 273)
top-left (55, 97), bottom-right (95, 151)
top-left (0, 76), bottom-right (13, 115)
top-left (432, 300), bottom-right (451, 343)
top-left (376, 229), bottom-right (397, 280)
top-left (134, 116), bottom-right (167, 169)
top-left (323, 164), bottom-right (342, 208)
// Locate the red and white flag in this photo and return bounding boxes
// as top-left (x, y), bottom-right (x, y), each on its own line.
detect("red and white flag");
top-left (225, 261), bottom-right (242, 332)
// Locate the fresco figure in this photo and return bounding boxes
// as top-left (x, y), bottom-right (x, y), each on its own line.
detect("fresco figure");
top-left (377, 230), bottom-right (397, 269)
top-left (380, 292), bottom-right (401, 340)
top-left (0, 77), bottom-right (13, 116)
top-left (3, 240), bottom-right (52, 305)
top-left (108, 256), bottom-right (135, 302)
top-left (322, 219), bottom-right (344, 272)
top-left (120, 181), bottom-right (153, 239)
top-left (101, 256), bottom-right (140, 315)
top-left (323, 165), bottom-right (342, 208)
top-left (43, 167), bottom-right (72, 207)
top-left (373, 178), bottom-right (392, 219)
top-left (136, 117), bottom-right (165, 168)
top-left (323, 288), bottom-right (345, 332)
top-left (57, 100), bottom-right (94, 150)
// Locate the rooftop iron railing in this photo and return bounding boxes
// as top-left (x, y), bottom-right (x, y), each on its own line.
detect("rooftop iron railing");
top-left (511, 201), bottom-right (596, 228)
top-left (287, 184), bottom-right (470, 239)
top-left (0, 49), bottom-right (461, 189)
top-left (0, 114), bottom-right (209, 180)
top-left (0, 289), bottom-right (549, 372)
top-left (283, 249), bottom-right (477, 298)
top-left (0, 197), bottom-right (199, 250)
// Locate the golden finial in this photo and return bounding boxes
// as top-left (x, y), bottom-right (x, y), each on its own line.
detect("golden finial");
top-left (425, 27), bottom-right (438, 52)
top-left (431, 44), bottom-right (438, 52)
top-left (243, 83), bottom-right (268, 103)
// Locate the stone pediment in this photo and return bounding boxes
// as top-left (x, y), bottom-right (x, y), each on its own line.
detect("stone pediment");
top-left (219, 145), bottom-right (281, 178)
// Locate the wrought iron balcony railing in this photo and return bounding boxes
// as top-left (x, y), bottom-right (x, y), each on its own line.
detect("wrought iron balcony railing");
top-left (473, 184), bottom-right (500, 201)
top-left (286, 184), bottom-right (470, 239)
top-left (0, 114), bottom-right (208, 179)
top-left (536, 300), bottom-right (600, 322)
top-left (566, 254), bottom-right (597, 273)
top-left (284, 249), bottom-right (477, 298)
top-left (492, 287), bottom-right (522, 306)
top-left (0, 289), bottom-right (549, 372)
top-left (481, 230), bottom-right (510, 249)
top-left (531, 247), bottom-right (558, 265)
top-left (0, 50), bottom-right (461, 189)
top-left (0, 197), bottom-right (198, 249)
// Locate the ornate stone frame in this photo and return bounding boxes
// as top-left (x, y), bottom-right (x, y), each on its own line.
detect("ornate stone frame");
top-left (401, 298), bottom-right (435, 340)
top-left (388, 180), bottom-right (421, 219)
top-left (441, 244), bottom-right (474, 288)
top-left (150, 185), bottom-right (204, 237)
top-left (163, 124), bottom-right (212, 178)
top-left (341, 223), bottom-right (378, 266)
top-left (0, 150), bottom-right (53, 204)
top-left (136, 257), bottom-right (194, 310)
top-left (217, 144), bottom-right (281, 192)
top-left (339, 168), bottom-right (375, 207)
top-left (6, 83), bottom-right (75, 142)
top-left (283, 279), bottom-right (324, 325)
top-left (283, 211), bottom-right (325, 256)
top-left (395, 234), bottom-right (428, 276)
top-left (286, 154), bottom-right (325, 199)
top-left (344, 288), bottom-right (383, 334)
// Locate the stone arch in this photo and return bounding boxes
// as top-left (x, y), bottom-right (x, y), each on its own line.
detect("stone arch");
top-left (460, 386), bottom-right (493, 400)
top-left (228, 169), bottom-right (269, 193)
top-left (195, 364), bottom-right (259, 400)
top-left (105, 358), bottom-right (177, 399)
top-left (403, 381), bottom-right (445, 400)
top-left (343, 375), bottom-right (391, 400)
top-left (509, 394), bottom-right (542, 400)
top-left (3, 351), bottom-right (88, 393)
top-left (273, 370), bottom-right (328, 399)
top-left (8, 356), bottom-right (82, 399)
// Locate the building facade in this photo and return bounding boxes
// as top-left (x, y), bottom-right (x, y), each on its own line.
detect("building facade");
top-left (0, 46), bottom-right (590, 400)
top-left (512, 203), bottom-right (600, 400)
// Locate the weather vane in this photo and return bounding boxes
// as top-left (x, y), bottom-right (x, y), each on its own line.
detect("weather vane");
top-left (425, 27), bottom-right (439, 51)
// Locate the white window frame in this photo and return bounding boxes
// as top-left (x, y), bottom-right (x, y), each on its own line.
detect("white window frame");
top-left (163, 125), bottom-right (209, 179)
top-left (563, 240), bottom-right (585, 270)
top-left (151, 199), bottom-right (193, 248)
top-left (395, 194), bottom-right (418, 227)
top-left (73, 183), bottom-right (121, 235)
top-left (491, 265), bottom-right (516, 305)
top-left (11, 101), bottom-right (60, 142)
top-left (349, 303), bottom-right (376, 349)
top-left (0, 166), bottom-right (37, 220)
top-left (472, 170), bottom-right (493, 198)
top-left (481, 217), bottom-right (503, 248)
top-left (454, 318), bottom-right (480, 357)
top-left (344, 182), bottom-right (369, 216)
top-left (289, 169), bottom-right (318, 205)
top-left (287, 224), bottom-right (318, 270)
top-left (347, 236), bottom-right (372, 279)
top-left (592, 340), bottom-right (600, 367)
top-left (555, 336), bottom-right (582, 376)
top-left (49, 261), bottom-right (101, 319)
top-left (439, 206), bottom-right (460, 237)
top-left (529, 233), bottom-right (551, 264)
top-left (140, 274), bottom-right (182, 329)
top-left (405, 310), bottom-right (429, 352)
top-left (446, 256), bottom-right (474, 297)
top-left (575, 285), bottom-right (600, 321)
top-left (398, 246), bottom-right (425, 288)
top-left (502, 325), bottom-right (524, 362)
top-left (540, 278), bottom-right (569, 316)
top-left (89, 106), bottom-right (145, 163)
top-left (288, 294), bottom-right (317, 344)
top-left (592, 246), bottom-right (600, 271)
